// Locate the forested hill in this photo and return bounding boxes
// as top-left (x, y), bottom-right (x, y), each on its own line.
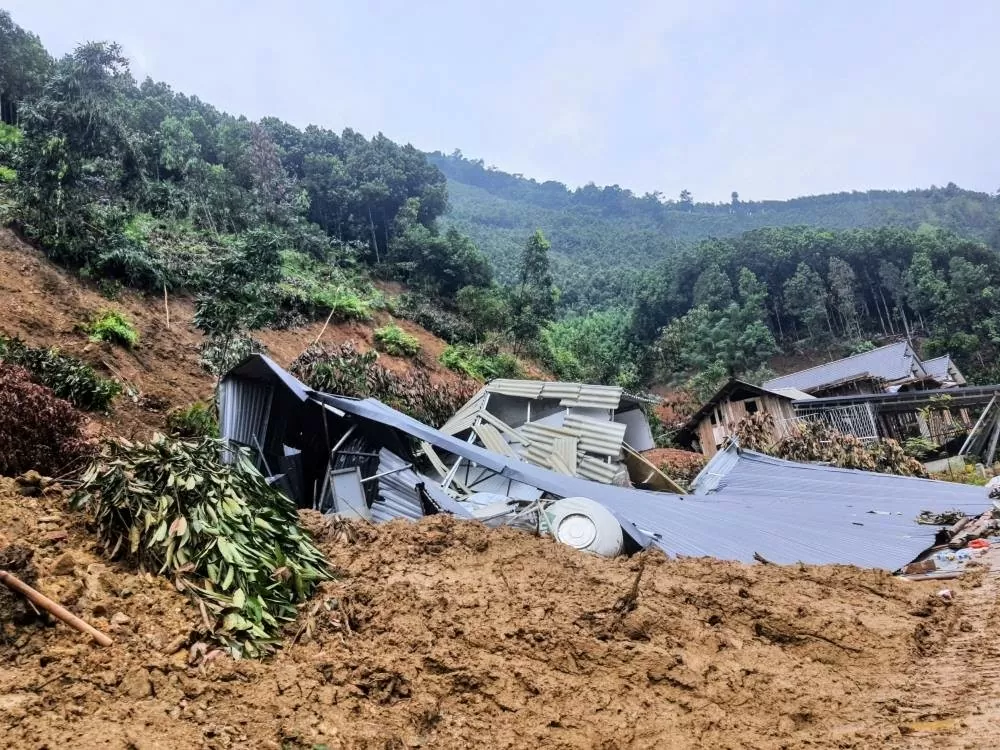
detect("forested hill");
top-left (431, 151), bottom-right (1000, 304)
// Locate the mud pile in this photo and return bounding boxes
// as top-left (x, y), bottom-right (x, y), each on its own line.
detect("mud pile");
top-left (0, 478), bottom-right (962, 749)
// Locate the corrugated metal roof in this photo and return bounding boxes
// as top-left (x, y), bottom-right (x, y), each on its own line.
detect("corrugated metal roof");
top-left (763, 341), bottom-right (925, 393)
top-left (577, 456), bottom-right (620, 484)
top-left (484, 379), bottom-right (623, 409)
top-left (767, 387), bottom-right (815, 401)
top-left (561, 384), bottom-right (623, 409)
top-left (563, 414), bottom-right (627, 458)
top-left (370, 450), bottom-right (425, 523)
top-left (486, 380), bottom-right (546, 399)
top-left (229, 358), bottom-right (983, 569)
top-left (921, 355), bottom-right (965, 385)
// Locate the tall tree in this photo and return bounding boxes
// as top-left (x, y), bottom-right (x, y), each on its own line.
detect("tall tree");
top-left (783, 263), bottom-right (829, 339)
top-left (827, 257), bottom-right (860, 338)
top-left (510, 229), bottom-right (556, 346)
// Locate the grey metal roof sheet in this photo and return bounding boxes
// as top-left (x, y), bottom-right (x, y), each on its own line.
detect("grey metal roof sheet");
top-left (763, 341), bottom-right (925, 393)
top-left (690, 444), bottom-right (986, 508)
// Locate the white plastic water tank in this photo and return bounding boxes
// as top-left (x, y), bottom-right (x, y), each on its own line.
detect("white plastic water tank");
top-left (545, 497), bottom-right (624, 557)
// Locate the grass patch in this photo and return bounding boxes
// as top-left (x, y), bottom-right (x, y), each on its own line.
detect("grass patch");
top-left (373, 324), bottom-right (421, 357)
top-left (84, 309), bottom-right (139, 349)
top-left (439, 344), bottom-right (522, 382)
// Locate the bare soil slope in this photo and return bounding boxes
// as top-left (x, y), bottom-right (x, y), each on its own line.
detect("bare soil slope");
top-left (0, 229), bottom-right (474, 436)
top-left (0, 478), bottom-right (971, 750)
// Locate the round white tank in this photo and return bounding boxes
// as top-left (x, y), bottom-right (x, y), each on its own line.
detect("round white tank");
top-left (546, 497), bottom-right (624, 557)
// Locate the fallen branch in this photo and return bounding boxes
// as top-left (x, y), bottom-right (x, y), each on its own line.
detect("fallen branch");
top-left (0, 570), bottom-right (113, 647)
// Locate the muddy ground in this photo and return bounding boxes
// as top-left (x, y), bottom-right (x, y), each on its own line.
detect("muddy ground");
top-left (0, 476), bottom-right (975, 750)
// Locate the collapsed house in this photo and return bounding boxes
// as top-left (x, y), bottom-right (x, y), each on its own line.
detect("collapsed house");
top-left (219, 355), bottom-right (990, 571)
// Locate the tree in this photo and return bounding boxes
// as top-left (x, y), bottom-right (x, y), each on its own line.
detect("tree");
top-left (731, 191), bottom-right (740, 209)
top-left (783, 263), bottom-right (829, 339)
top-left (679, 189), bottom-right (693, 210)
top-left (510, 229), bottom-right (557, 346)
top-left (692, 263), bottom-right (733, 310)
top-left (0, 11), bottom-right (52, 124)
top-left (827, 257), bottom-right (860, 338)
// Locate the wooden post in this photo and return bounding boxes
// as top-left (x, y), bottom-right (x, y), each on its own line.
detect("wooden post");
top-left (0, 571), bottom-right (113, 647)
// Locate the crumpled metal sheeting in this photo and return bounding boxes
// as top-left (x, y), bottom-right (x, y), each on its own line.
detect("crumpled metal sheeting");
top-left (594, 489), bottom-right (954, 569)
top-left (369, 449), bottom-right (427, 523)
top-left (691, 444), bottom-right (987, 511)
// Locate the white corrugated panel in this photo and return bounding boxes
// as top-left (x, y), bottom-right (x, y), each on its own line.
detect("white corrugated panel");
top-left (440, 410), bottom-right (480, 437)
top-left (541, 382), bottom-right (581, 400)
top-left (473, 423), bottom-right (515, 457)
top-left (441, 388), bottom-right (488, 434)
top-left (487, 380), bottom-right (546, 398)
top-left (478, 411), bottom-right (528, 444)
top-left (552, 436), bottom-right (578, 474)
top-left (519, 422), bottom-right (577, 451)
top-left (519, 443), bottom-right (555, 468)
top-left (561, 384), bottom-right (622, 409)
top-left (576, 456), bottom-right (619, 484)
top-left (563, 414), bottom-right (627, 458)
top-left (548, 452), bottom-right (575, 476)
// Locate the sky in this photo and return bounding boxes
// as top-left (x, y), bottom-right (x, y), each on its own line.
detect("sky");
top-left (5, 0), bottom-right (999, 202)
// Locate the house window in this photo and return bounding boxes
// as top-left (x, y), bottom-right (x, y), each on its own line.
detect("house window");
top-left (745, 399), bottom-right (759, 415)
top-left (710, 411), bottom-right (718, 426)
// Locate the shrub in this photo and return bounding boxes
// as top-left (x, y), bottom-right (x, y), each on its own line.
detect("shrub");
top-left (0, 364), bottom-right (94, 476)
top-left (277, 250), bottom-right (373, 321)
top-left (653, 449), bottom-right (708, 486)
top-left (439, 344), bottom-right (522, 382)
top-left (84, 309), bottom-right (139, 348)
top-left (199, 333), bottom-right (268, 376)
top-left (292, 343), bottom-right (476, 427)
top-left (72, 435), bottom-right (332, 657)
top-left (0, 335), bottom-right (121, 411)
top-left (166, 402), bottom-right (219, 438)
top-left (373, 324), bottom-right (421, 357)
top-left (395, 293), bottom-right (477, 343)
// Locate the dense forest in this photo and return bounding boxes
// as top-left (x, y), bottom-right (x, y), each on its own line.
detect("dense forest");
top-left (3, 9), bottom-right (1000, 413)
top-left (432, 152), bottom-right (1000, 312)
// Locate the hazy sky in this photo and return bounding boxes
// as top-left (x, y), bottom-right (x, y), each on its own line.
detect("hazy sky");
top-left (6, 1), bottom-right (998, 201)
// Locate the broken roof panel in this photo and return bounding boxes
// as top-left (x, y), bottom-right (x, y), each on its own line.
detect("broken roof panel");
top-left (763, 341), bottom-right (925, 393)
top-left (689, 443), bottom-right (987, 511)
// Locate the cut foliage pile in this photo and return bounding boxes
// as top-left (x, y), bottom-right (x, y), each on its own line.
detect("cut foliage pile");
top-left (0, 364), bottom-right (94, 476)
top-left (0, 334), bottom-right (121, 411)
top-left (71, 435), bottom-right (331, 657)
top-left (292, 342), bottom-right (477, 427)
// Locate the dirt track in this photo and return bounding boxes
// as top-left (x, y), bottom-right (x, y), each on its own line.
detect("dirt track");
top-left (899, 550), bottom-right (1000, 748)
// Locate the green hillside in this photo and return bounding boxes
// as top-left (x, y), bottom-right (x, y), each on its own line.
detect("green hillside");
top-left (431, 151), bottom-right (1000, 310)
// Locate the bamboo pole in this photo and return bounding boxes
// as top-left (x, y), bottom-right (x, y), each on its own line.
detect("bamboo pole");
top-left (0, 570), bottom-right (113, 647)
